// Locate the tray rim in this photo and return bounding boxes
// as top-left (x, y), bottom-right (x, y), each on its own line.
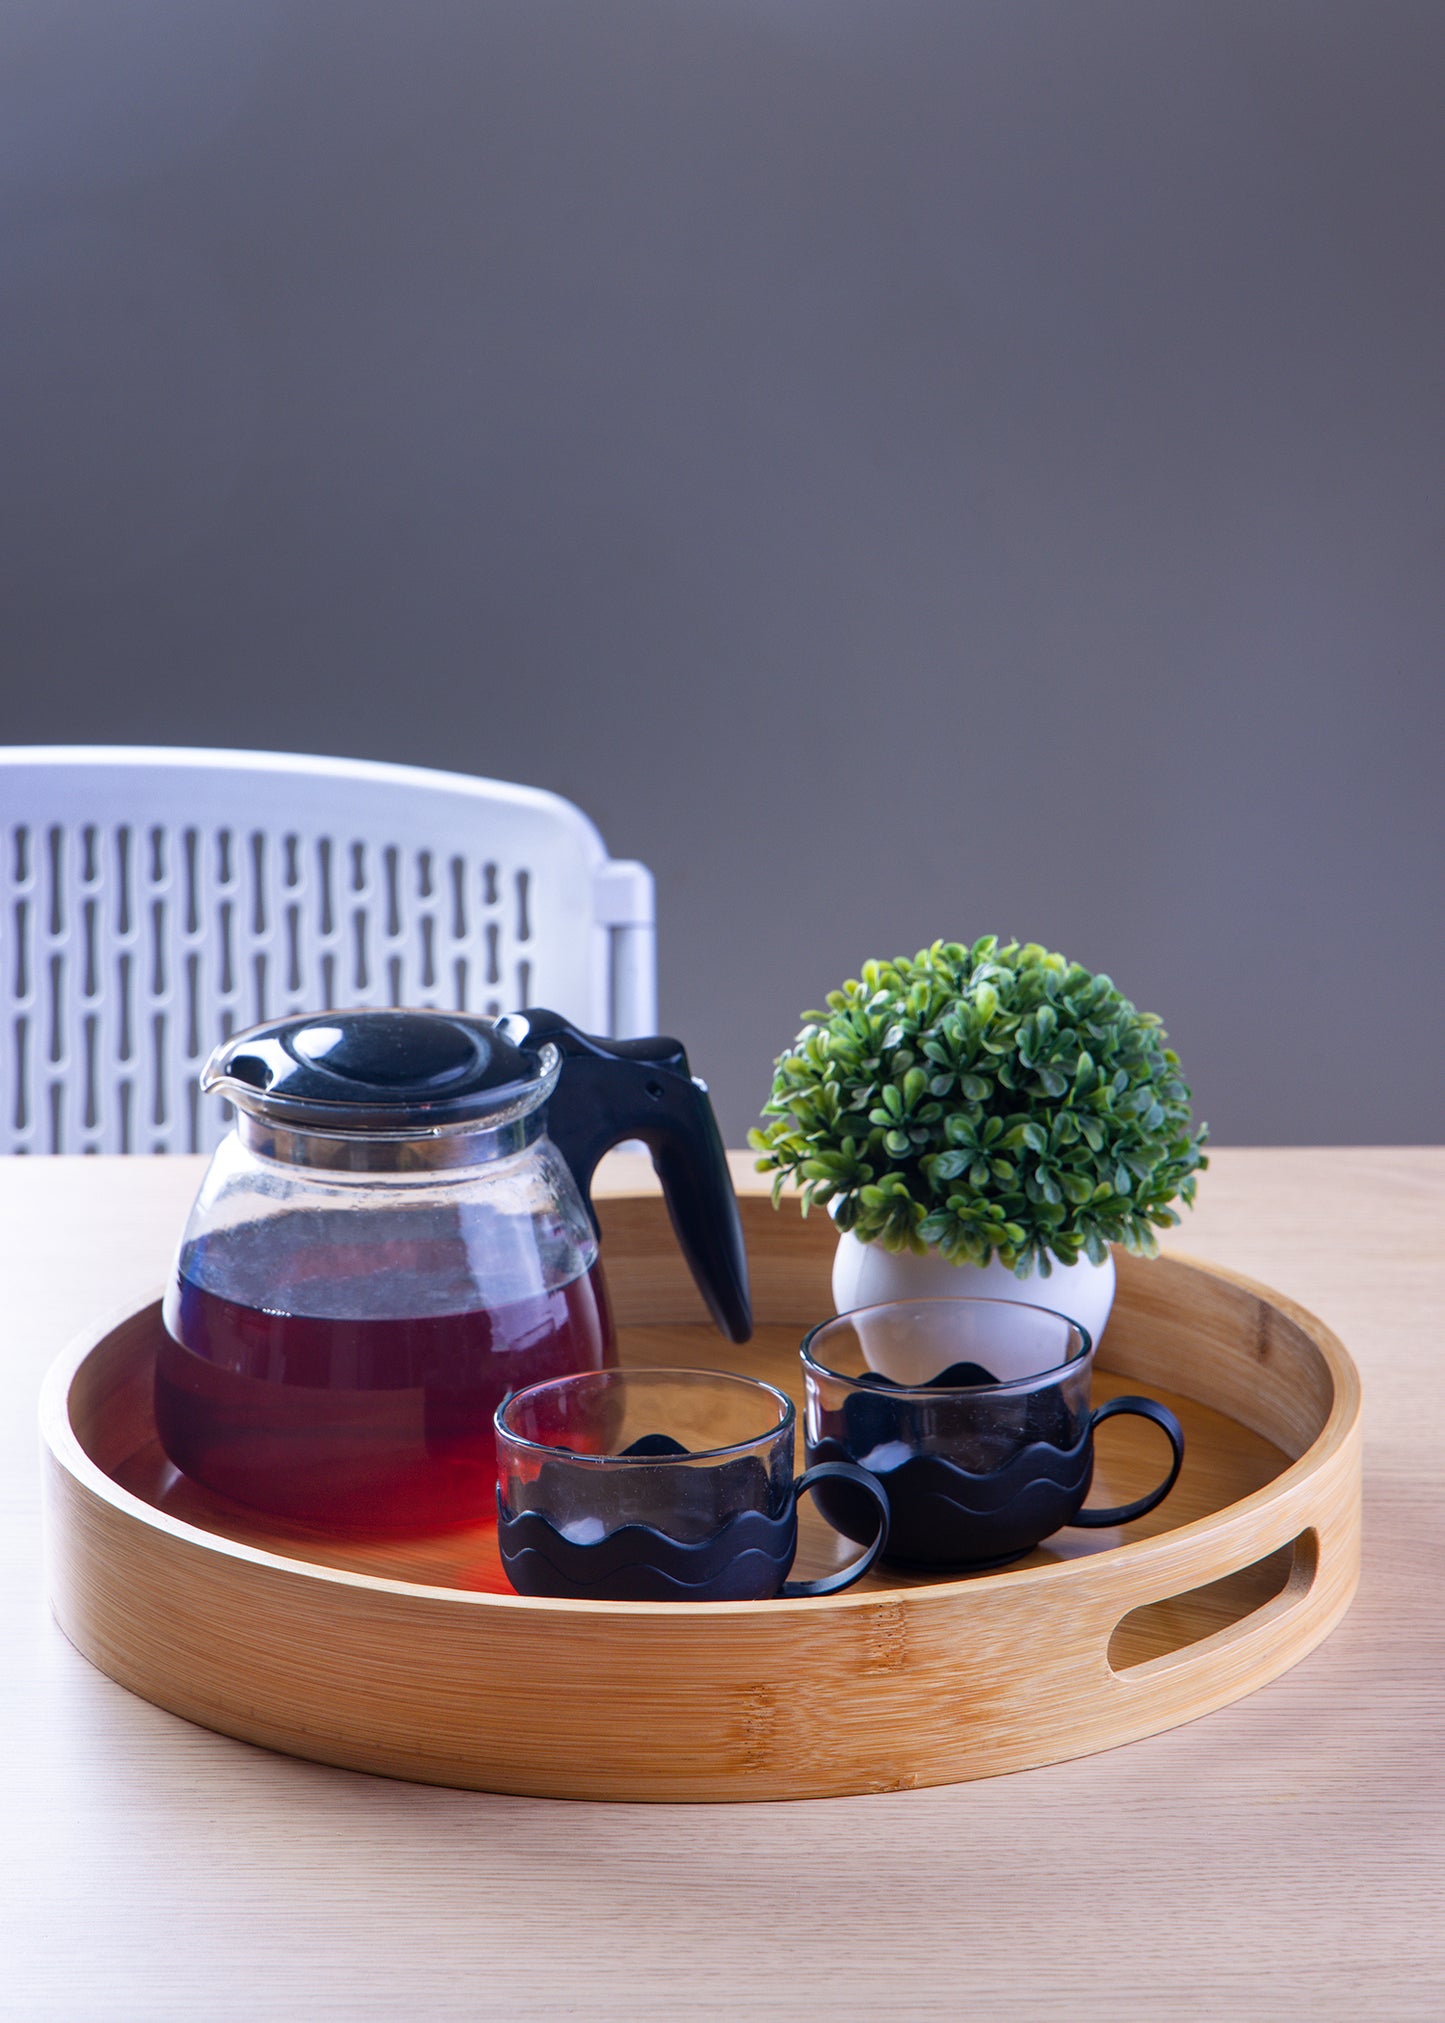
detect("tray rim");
top-left (39, 1244), bottom-right (1361, 1619)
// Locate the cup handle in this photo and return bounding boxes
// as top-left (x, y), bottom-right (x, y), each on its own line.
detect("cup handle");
top-left (1070, 1396), bottom-right (1186, 1529)
top-left (779, 1462), bottom-right (891, 1598)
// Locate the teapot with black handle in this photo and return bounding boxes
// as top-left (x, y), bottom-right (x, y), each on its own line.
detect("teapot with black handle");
top-left (157, 1006), bottom-right (750, 1531)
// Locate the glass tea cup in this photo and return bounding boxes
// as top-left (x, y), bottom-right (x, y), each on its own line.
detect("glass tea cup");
top-left (801, 1297), bottom-right (1184, 1571)
top-left (494, 1367), bottom-right (890, 1601)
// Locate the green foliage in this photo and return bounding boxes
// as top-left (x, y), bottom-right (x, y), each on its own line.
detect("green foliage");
top-left (750, 938), bottom-right (1208, 1277)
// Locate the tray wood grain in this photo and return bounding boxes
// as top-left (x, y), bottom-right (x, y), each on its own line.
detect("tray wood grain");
top-left (41, 1192), bottom-right (1361, 1801)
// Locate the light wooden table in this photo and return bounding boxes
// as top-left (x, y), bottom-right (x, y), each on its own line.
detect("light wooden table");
top-left (2, 1150), bottom-right (1442, 2021)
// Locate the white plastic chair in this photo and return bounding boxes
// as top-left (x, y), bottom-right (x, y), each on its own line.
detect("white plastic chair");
top-left (0, 747), bottom-right (655, 1155)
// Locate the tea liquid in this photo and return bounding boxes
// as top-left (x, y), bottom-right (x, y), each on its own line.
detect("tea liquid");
top-left (158, 1249), bottom-right (614, 1532)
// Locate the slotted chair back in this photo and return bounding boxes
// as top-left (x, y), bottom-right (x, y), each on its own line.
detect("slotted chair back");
top-left (0, 747), bottom-right (655, 1154)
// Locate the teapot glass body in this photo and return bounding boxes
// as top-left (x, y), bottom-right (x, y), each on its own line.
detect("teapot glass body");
top-left (158, 1108), bottom-right (614, 1532)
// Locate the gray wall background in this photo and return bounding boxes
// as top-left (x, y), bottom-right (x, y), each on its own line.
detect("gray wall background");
top-left (3, 1), bottom-right (1442, 1146)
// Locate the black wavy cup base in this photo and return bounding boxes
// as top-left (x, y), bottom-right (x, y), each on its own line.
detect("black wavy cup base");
top-left (497, 1458), bottom-right (890, 1602)
top-left (807, 1431), bottom-right (1085, 1569)
top-left (808, 1396), bottom-right (1184, 1572)
top-left (498, 1494), bottom-right (796, 1601)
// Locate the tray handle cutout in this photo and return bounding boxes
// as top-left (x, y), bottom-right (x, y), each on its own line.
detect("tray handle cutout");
top-left (1107, 1527), bottom-right (1319, 1680)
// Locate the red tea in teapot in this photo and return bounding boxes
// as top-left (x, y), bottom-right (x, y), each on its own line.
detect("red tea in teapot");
top-left (158, 1240), bottom-right (614, 1532)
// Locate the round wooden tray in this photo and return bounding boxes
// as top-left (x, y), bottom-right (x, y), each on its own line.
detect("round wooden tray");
top-left (41, 1191), bottom-right (1361, 1802)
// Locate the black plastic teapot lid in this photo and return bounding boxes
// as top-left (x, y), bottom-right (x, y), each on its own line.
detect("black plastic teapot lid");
top-left (202, 1009), bottom-right (556, 1132)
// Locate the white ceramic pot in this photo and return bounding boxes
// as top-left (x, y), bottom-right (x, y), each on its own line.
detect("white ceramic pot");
top-left (831, 1229), bottom-right (1116, 1351)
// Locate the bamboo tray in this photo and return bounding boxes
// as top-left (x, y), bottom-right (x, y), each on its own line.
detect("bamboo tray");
top-left (41, 1190), bottom-right (1361, 1802)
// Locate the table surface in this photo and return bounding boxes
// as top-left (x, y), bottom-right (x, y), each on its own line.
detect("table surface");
top-left (2, 1149), bottom-right (1442, 2021)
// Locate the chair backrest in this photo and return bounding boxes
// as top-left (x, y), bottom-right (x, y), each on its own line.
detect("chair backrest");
top-left (0, 747), bottom-right (655, 1155)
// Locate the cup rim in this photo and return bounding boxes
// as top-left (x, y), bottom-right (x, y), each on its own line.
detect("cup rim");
top-left (494, 1364), bottom-right (797, 1465)
top-left (801, 1295), bottom-right (1094, 1396)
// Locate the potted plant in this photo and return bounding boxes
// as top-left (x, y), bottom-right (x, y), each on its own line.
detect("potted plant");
top-left (750, 938), bottom-right (1208, 1344)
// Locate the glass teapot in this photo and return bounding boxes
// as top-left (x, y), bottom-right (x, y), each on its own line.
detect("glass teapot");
top-left (157, 1007), bottom-right (751, 1531)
